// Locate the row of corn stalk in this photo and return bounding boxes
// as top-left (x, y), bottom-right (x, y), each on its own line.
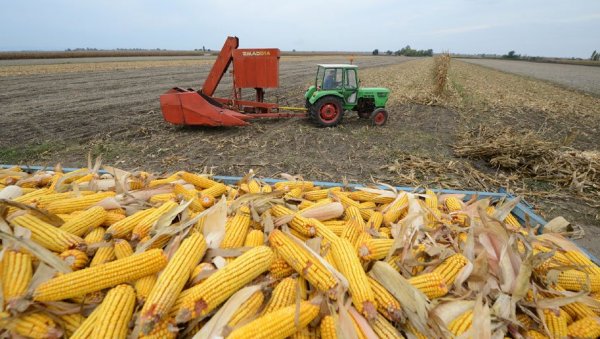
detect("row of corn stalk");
top-left (0, 164), bottom-right (599, 338)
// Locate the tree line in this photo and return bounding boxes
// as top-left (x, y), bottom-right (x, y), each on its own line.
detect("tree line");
top-left (372, 45), bottom-right (433, 57)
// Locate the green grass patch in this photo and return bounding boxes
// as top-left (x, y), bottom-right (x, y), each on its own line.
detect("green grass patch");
top-left (0, 141), bottom-right (64, 164)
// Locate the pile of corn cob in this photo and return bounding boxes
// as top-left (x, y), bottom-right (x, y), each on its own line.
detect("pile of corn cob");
top-left (1, 165), bottom-right (600, 339)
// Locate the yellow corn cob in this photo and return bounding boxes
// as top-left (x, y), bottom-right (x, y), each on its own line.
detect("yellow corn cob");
top-left (516, 313), bottom-right (533, 328)
top-left (330, 190), bottom-right (357, 204)
top-left (228, 290), bottom-right (265, 327)
top-left (408, 272), bottom-right (449, 299)
top-left (526, 330), bottom-right (549, 339)
top-left (346, 205), bottom-right (366, 227)
top-left (425, 189), bottom-right (441, 227)
top-left (366, 211), bottom-right (383, 231)
top-left (10, 187), bottom-right (50, 205)
top-left (298, 200), bottom-right (316, 210)
top-left (2, 250), bottom-right (32, 302)
top-left (386, 255), bottom-right (402, 272)
top-left (89, 245), bottom-right (115, 267)
top-left (176, 245), bottom-right (274, 322)
top-left (69, 300), bottom-right (102, 338)
top-left (149, 193), bottom-right (177, 204)
top-left (378, 227), bottom-right (392, 239)
top-left (139, 317), bottom-right (177, 339)
top-left (285, 187), bottom-right (303, 199)
top-left (90, 284), bottom-right (136, 339)
top-left (447, 198), bottom-right (468, 225)
top-left (73, 173), bottom-right (94, 184)
top-left (269, 255), bottom-right (295, 279)
top-left (12, 312), bottom-right (63, 339)
top-left (544, 308), bottom-right (568, 339)
top-left (10, 214), bottom-right (85, 252)
top-left (372, 313), bottom-right (404, 338)
top-left (557, 270), bottom-right (600, 292)
top-left (567, 316), bottom-right (600, 338)
top-left (445, 196), bottom-right (463, 212)
top-left (200, 182), bottom-right (227, 198)
top-left (341, 217), bottom-right (362, 244)
top-left (34, 248), bottom-right (167, 302)
top-left (261, 184), bottom-right (272, 193)
top-left (136, 274), bottom-right (158, 302)
top-left (261, 277), bottom-right (298, 315)
top-left (221, 206), bottom-right (251, 248)
top-left (303, 187), bottom-right (340, 201)
top-left (358, 238), bottom-right (394, 261)
top-left (487, 206), bottom-right (521, 229)
top-left (114, 239), bottom-right (134, 259)
top-left (368, 276), bottom-right (402, 321)
top-left (290, 328), bottom-right (317, 339)
top-left (403, 321), bottom-right (427, 339)
top-left (102, 210), bottom-right (126, 226)
top-left (561, 302), bottom-right (597, 321)
top-left (59, 206), bottom-right (107, 236)
top-left (131, 200), bottom-right (178, 240)
top-left (69, 291), bottom-right (104, 305)
top-left (173, 183), bottom-right (205, 212)
top-left (84, 226), bottom-right (105, 244)
top-left (320, 315), bottom-right (337, 339)
top-left (331, 238), bottom-right (376, 319)
top-left (323, 220), bottom-right (347, 227)
top-left (35, 191), bottom-right (94, 208)
top-left (227, 301), bottom-right (319, 339)
top-left (273, 180), bottom-right (314, 191)
top-left (105, 207), bottom-right (157, 240)
top-left (128, 179), bottom-right (145, 190)
top-left (59, 249), bottom-right (89, 270)
top-left (188, 262), bottom-right (215, 286)
top-left (383, 194), bottom-right (408, 225)
top-left (564, 250), bottom-right (600, 275)
top-left (448, 309), bottom-right (473, 336)
top-left (269, 230), bottom-right (338, 297)
top-left (244, 229), bottom-right (264, 247)
top-left (140, 232), bottom-right (207, 334)
top-left (246, 179), bottom-right (260, 193)
top-left (59, 313), bottom-right (86, 337)
top-left (270, 204), bottom-right (316, 236)
top-left (179, 171), bottom-right (218, 189)
top-left (349, 190), bottom-right (394, 204)
top-left (432, 253), bottom-right (469, 285)
top-left (45, 191), bottom-right (115, 214)
top-left (148, 176), bottom-right (179, 188)
top-left (324, 222), bottom-right (345, 236)
top-left (48, 172), bottom-right (63, 191)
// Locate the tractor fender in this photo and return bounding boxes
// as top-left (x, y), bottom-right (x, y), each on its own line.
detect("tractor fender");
top-left (308, 91), bottom-right (345, 105)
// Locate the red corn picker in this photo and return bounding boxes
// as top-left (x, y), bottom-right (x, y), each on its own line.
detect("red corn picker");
top-left (160, 36), bottom-right (391, 127)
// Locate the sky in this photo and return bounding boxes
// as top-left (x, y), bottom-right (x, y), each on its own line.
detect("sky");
top-left (0, 0), bottom-right (598, 58)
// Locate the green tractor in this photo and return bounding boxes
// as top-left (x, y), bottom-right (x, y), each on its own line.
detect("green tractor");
top-left (304, 64), bottom-right (390, 127)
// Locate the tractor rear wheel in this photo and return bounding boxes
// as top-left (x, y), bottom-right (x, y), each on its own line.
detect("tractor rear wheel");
top-left (312, 97), bottom-right (344, 127)
top-left (370, 108), bottom-right (388, 126)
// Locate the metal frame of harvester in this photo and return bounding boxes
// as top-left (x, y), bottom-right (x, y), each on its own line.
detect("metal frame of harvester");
top-left (160, 36), bottom-right (307, 127)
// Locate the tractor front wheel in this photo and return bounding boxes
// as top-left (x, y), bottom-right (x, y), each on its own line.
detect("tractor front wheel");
top-left (370, 108), bottom-right (388, 126)
top-left (312, 97), bottom-right (344, 127)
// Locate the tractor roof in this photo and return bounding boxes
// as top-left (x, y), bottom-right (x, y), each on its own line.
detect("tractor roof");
top-left (317, 64), bottom-right (358, 68)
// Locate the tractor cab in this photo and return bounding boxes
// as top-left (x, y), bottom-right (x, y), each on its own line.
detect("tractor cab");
top-left (304, 64), bottom-right (390, 127)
